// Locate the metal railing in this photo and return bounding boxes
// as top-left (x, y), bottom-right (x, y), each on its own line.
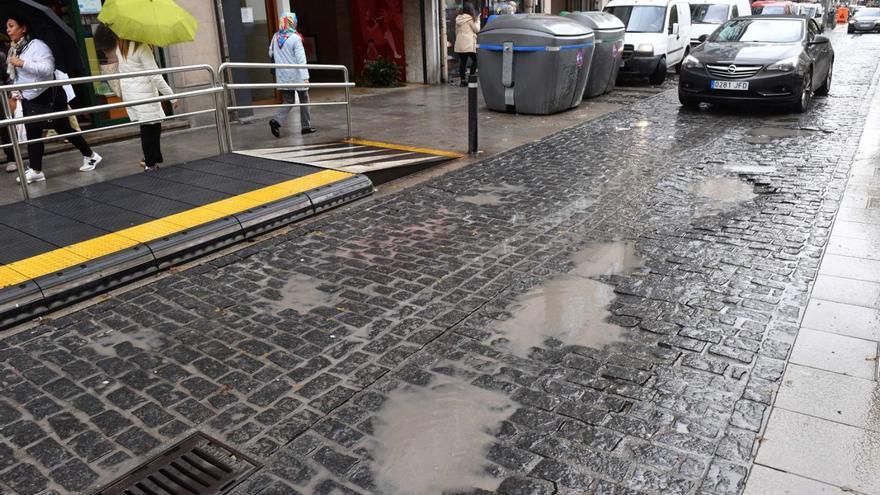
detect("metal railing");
top-left (0, 64), bottom-right (225, 200)
top-left (0, 61), bottom-right (357, 201)
top-left (218, 62), bottom-right (354, 151)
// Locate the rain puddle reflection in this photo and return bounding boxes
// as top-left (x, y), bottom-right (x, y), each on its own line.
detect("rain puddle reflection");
top-left (691, 178), bottom-right (757, 212)
top-left (723, 164), bottom-right (777, 175)
top-left (496, 241), bottom-right (643, 357)
top-left (271, 272), bottom-right (332, 313)
top-left (371, 375), bottom-right (514, 494)
top-left (744, 126), bottom-right (810, 144)
top-left (456, 183), bottom-right (527, 206)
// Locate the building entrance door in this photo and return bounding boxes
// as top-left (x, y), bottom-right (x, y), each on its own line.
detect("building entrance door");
top-left (240, 0), bottom-right (280, 103)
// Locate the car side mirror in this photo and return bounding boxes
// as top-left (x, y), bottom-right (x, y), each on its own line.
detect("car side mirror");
top-left (698, 34), bottom-right (709, 43)
top-left (671, 23), bottom-right (680, 35)
top-left (809, 35), bottom-right (829, 44)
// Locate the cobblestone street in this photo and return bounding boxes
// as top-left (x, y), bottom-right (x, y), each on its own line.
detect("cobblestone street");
top-left (1, 28), bottom-right (879, 495)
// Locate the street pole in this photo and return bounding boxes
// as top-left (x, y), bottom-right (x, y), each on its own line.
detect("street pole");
top-left (468, 74), bottom-right (479, 155)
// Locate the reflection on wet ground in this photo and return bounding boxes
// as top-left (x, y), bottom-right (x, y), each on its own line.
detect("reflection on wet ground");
top-left (692, 177), bottom-right (758, 213)
top-left (744, 126), bottom-right (818, 144)
top-left (371, 374), bottom-right (514, 494)
top-left (456, 183), bottom-right (527, 206)
top-left (496, 241), bottom-right (644, 357)
top-left (270, 272), bottom-right (333, 314)
top-left (723, 164), bottom-right (777, 175)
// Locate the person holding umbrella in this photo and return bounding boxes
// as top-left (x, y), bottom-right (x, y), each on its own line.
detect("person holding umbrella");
top-left (268, 12), bottom-right (316, 138)
top-left (6, 14), bottom-right (102, 184)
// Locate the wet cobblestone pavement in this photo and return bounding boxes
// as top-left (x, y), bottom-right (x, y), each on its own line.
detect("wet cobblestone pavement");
top-left (2, 30), bottom-right (879, 495)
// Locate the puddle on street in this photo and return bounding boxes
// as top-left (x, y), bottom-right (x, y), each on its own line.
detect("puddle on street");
top-left (89, 326), bottom-right (168, 355)
top-left (271, 272), bottom-right (332, 313)
top-left (692, 177), bottom-right (757, 205)
top-left (723, 164), bottom-right (777, 175)
top-left (496, 241), bottom-right (643, 357)
top-left (371, 375), bottom-right (514, 494)
top-left (456, 183), bottom-right (527, 206)
top-left (744, 126), bottom-right (811, 144)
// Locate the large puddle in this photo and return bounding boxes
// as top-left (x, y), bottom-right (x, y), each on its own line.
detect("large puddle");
top-left (744, 126), bottom-right (811, 144)
top-left (270, 272), bottom-right (333, 314)
top-left (456, 183), bottom-right (527, 206)
top-left (692, 177), bottom-right (757, 206)
top-left (496, 241), bottom-right (644, 357)
top-left (371, 375), bottom-right (514, 494)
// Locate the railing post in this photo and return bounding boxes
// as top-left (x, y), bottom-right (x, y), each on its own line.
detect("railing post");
top-left (1, 90), bottom-right (29, 200)
top-left (468, 74), bottom-right (479, 156)
top-left (343, 67), bottom-right (353, 139)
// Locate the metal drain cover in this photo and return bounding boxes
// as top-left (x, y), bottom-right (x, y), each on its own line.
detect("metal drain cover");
top-left (94, 432), bottom-right (261, 495)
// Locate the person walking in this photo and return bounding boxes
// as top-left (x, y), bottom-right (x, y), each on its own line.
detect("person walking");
top-left (268, 12), bottom-right (316, 138)
top-left (454, 3), bottom-right (480, 87)
top-left (115, 35), bottom-right (176, 171)
top-left (6, 14), bottom-right (101, 184)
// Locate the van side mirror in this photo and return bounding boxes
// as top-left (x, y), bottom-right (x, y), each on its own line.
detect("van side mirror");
top-left (809, 35), bottom-right (829, 44)
top-left (698, 34), bottom-right (708, 43)
top-left (670, 22), bottom-right (680, 35)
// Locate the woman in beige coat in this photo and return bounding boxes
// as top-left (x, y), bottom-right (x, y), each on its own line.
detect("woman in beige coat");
top-left (454, 3), bottom-right (480, 86)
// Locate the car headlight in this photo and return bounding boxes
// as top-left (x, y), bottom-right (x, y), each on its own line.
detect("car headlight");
top-left (636, 44), bottom-right (654, 55)
top-left (766, 55), bottom-right (799, 72)
top-left (682, 54), bottom-right (702, 69)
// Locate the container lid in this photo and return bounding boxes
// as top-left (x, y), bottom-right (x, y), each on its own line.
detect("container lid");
top-left (565, 11), bottom-right (626, 31)
top-left (480, 14), bottom-right (592, 37)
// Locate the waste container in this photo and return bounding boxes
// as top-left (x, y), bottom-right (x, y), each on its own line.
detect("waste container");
top-left (477, 15), bottom-right (594, 115)
top-left (563, 12), bottom-right (625, 98)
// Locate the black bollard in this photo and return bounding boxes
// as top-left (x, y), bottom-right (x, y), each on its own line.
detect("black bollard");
top-left (468, 73), bottom-right (479, 155)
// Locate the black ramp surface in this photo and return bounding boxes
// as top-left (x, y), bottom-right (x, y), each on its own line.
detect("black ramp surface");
top-left (206, 153), bottom-right (320, 177)
top-left (0, 224), bottom-right (59, 264)
top-left (0, 202), bottom-right (111, 247)
top-left (29, 194), bottom-right (157, 233)
top-left (177, 159), bottom-right (295, 185)
top-left (70, 182), bottom-right (200, 218)
top-left (150, 166), bottom-right (262, 195)
top-left (111, 174), bottom-right (231, 206)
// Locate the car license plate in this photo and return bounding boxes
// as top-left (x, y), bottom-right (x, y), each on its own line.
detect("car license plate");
top-left (711, 80), bottom-right (749, 90)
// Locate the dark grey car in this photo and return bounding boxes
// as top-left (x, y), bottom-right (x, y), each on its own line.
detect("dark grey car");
top-left (848, 7), bottom-right (880, 33)
top-left (678, 15), bottom-right (834, 113)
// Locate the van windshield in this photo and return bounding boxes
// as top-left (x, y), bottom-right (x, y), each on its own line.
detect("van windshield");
top-left (711, 18), bottom-right (803, 42)
top-left (604, 6), bottom-right (667, 33)
top-left (755, 5), bottom-right (788, 14)
top-left (690, 4), bottom-right (730, 24)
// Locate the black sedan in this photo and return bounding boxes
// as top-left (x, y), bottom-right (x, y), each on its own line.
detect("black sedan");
top-left (678, 15), bottom-right (834, 112)
top-left (849, 7), bottom-right (880, 33)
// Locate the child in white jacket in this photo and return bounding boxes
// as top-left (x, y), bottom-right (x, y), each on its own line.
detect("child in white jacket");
top-left (116, 39), bottom-right (176, 170)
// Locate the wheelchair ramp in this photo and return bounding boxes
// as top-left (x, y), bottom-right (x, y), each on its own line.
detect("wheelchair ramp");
top-left (0, 154), bottom-right (372, 329)
top-left (235, 138), bottom-right (463, 174)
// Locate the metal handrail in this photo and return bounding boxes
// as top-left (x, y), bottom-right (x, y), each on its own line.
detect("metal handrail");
top-left (0, 64), bottom-right (225, 200)
top-left (218, 62), bottom-right (353, 151)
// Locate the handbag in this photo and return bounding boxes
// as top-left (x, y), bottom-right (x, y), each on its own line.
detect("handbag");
top-left (21, 86), bottom-right (64, 118)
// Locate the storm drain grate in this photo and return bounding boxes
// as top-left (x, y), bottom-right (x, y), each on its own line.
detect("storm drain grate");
top-left (94, 432), bottom-right (261, 495)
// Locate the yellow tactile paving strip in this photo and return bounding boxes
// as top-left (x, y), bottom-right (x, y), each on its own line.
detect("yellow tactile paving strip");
top-left (0, 169), bottom-right (353, 290)
top-left (343, 138), bottom-right (465, 159)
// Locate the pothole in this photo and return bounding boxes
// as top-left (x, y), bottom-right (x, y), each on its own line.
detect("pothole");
top-left (495, 240), bottom-right (644, 357)
top-left (370, 374), bottom-right (514, 494)
top-left (744, 126), bottom-right (817, 144)
top-left (692, 177), bottom-right (758, 203)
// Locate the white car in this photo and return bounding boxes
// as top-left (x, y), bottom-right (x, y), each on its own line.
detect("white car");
top-left (605, 0), bottom-right (692, 84)
top-left (689, 0), bottom-right (753, 48)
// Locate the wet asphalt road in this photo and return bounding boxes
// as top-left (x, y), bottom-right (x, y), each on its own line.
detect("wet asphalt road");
top-left (1, 29), bottom-right (879, 495)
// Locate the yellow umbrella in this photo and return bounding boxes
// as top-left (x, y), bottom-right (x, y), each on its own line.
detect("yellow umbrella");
top-left (98, 0), bottom-right (198, 47)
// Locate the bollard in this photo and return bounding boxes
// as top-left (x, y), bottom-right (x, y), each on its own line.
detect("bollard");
top-left (468, 73), bottom-right (479, 155)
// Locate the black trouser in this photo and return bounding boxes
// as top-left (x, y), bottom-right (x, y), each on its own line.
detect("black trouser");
top-left (22, 89), bottom-right (92, 172)
top-left (458, 52), bottom-right (477, 81)
top-left (1, 104), bottom-right (16, 163)
top-left (140, 123), bottom-right (163, 167)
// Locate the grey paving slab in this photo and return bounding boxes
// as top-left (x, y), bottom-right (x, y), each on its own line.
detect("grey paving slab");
top-left (744, 465), bottom-right (846, 495)
top-left (819, 254), bottom-right (880, 284)
top-left (789, 328), bottom-right (878, 379)
top-left (812, 275), bottom-right (880, 310)
top-left (826, 235), bottom-right (880, 261)
top-left (801, 299), bottom-right (880, 341)
top-left (831, 220), bottom-right (880, 241)
top-left (837, 206), bottom-right (880, 225)
top-left (775, 364), bottom-right (880, 432)
top-left (756, 408), bottom-right (880, 495)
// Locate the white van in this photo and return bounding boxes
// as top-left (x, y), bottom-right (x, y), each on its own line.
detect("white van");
top-left (688, 0), bottom-right (752, 47)
top-left (604, 0), bottom-right (692, 84)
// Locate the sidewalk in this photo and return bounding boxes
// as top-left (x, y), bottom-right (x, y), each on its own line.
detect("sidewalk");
top-left (0, 81), bottom-right (659, 206)
top-left (744, 57), bottom-right (880, 495)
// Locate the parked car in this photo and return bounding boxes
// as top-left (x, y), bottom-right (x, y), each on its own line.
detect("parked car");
top-left (678, 15), bottom-right (834, 112)
top-left (689, 0), bottom-right (753, 48)
top-left (848, 7), bottom-right (880, 32)
top-left (604, 0), bottom-right (692, 84)
top-left (751, 1), bottom-right (797, 14)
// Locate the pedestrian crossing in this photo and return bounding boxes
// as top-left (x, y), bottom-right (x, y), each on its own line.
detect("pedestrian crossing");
top-left (235, 138), bottom-right (462, 174)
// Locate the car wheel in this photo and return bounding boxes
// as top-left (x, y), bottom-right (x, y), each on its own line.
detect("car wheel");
top-left (848, 27), bottom-right (854, 33)
top-left (816, 60), bottom-right (832, 96)
top-left (675, 49), bottom-right (689, 74)
top-left (678, 92), bottom-right (700, 109)
top-left (793, 70), bottom-right (813, 113)
top-left (649, 58), bottom-right (667, 85)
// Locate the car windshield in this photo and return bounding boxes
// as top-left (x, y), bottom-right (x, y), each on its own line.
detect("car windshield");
top-left (855, 7), bottom-right (880, 17)
top-left (710, 18), bottom-right (803, 42)
top-left (800, 5), bottom-right (818, 16)
top-left (604, 6), bottom-right (667, 33)
top-left (755, 5), bottom-right (789, 14)
top-left (691, 4), bottom-right (730, 24)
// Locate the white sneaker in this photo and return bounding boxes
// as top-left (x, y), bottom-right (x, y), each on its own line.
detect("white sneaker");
top-left (80, 152), bottom-right (102, 171)
top-left (15, 168), bottom-right (46, 184)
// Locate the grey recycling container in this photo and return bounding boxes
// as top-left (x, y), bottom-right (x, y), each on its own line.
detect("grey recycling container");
top-left (477, 15), bottom-right (595, 115)
top-left (563, 12), bottom-right (625, 97)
